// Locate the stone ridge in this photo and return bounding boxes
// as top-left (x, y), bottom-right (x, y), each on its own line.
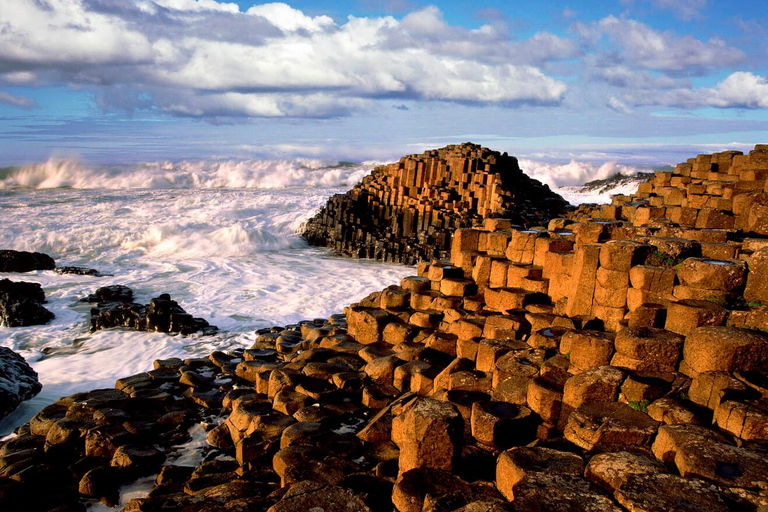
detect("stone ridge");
top-left (302, 142), bottom-right (569, 265)
top-left (5, 145), bottom-right (768, 511)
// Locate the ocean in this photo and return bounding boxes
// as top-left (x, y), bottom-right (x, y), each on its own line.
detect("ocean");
top-left (0, 157), bottom-right (642, 436)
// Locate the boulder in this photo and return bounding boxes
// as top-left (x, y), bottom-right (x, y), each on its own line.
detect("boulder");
top-left (0, 250), bottom-right (55, 272)
top-left (683, 326), bottom-right (768, 374)
top-left (0, 347), bottom-right (42, 419)
top-left (0, 279), bottom-right (54, 327)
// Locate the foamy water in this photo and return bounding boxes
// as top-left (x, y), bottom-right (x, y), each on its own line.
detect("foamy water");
top-left (0, 157), bottom-right (641, 435)
top-left (0, 159), bottom-right (412, 435)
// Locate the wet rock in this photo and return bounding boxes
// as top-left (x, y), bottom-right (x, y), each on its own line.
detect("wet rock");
top-left (0, 347), bottom-right (42, 419)
top-left (0, 279), bottom-right (54, 327)
top-left (82, 285), bottom-right (133, 303)
top-left (55, 266), bottom-right (102, 276)
top-left (0, 250), bottom-right (55, 273)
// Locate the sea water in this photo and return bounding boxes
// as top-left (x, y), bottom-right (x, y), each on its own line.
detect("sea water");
top-left (0, 157), bottom-right (640, 435)
top-left (0, 159), bottom-right (416, 435)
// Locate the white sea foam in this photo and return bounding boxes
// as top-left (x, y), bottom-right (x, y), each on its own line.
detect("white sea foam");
top-left (0, 163), bottom-right (411, 435)
top-left (0, 158), bottom-right (373, 190)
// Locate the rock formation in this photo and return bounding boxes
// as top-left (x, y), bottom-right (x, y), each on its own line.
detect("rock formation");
top-left (0, 250), bottom-right (55, 273)
top-left (4, 144), bottom-right (768, 511)
top-left (0, 278), bottom-right (55, 327)
top-left (84, 286), bottom-right (218, 335)
top-left (0, 347), bottom-right (42, 420)
top-left (302, 143), bottom-right (569, 264)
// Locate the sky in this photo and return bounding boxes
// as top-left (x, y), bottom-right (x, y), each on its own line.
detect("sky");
top-left (0, 0), bottom-right (767, 166)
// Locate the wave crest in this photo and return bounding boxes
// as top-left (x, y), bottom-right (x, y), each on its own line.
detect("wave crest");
top-left (0, 158), bottom-right (373, 190)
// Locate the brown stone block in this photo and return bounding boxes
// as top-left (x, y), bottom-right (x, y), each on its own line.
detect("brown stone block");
top-left (471, 254), bottom-right (493, 289)
top-left (484, 218), bottom-right (513, 231)
top-left (615, 473), bottom-right (729, 512)
top-left (628, 266), bottom-right (673, 297)
top-left (489, 259), bottom-right (511, 288)
top-left (496, 447), bottom-right (584, 501)
top-left (562, 366), bottom-right (625, 422)
top-left (674, 438), bottom-right (768, 489)
top-left (696, 208), bottom-right (735, 229)
top-left (542, 251), bottom-right (573, 281)
top-left (600, 240), bottom-right (652, 271)
top-left (410, 290), bottom-right (439, 311)
top-left (487, 231), bottom-right (513, 258)
top-left (484, 287), bottom-right (530, 313)
top-left (677, 257), bottom-right (746, 291)
top-left (594, 282), bottom-right (628, 308)
top-left (400, 276), bottom-right (431, 293)
top-left (391, 397), bottom-right (463, 475)
top-left (476, 338), bottom-right (528, 372)
top-left (647, 398), bottom-right (704, 426)
top-left (380, 286), bottom-right (411, 310)
top-left (506, 264), bottom-right (541, 288)
top-left (566, 330), bottom-right (615, 372)
top-left (683, 325), bottom-right (768, 374)
top-left (667, 206), bottom-right (699, 227)
top-left (565, 245), bottom-right (601, 318)
top-left (593, 304), bottom-right (628, 332)
top-left (564, 402), bottom-right (660, 453)
top-left (687, 371), bottom-right (746, 410)
top-left (585, 451), bottom-right (665, 493)
top-left (613, 327), bottom-right (683, 370)
top-left (506, 230), bottom-right (541, 264)
top-left (715, 398), bottom-right (768, 440)
top-left (665, 299), bottom-right (726, 336)
top-left (482, 313), bottom-right (528, 340)
top-left (526, 377), bottom-right (563, 423)
top-left (453, 251), bottom-right (479, 277)
top-left (533, 237), bottom-right (574, 267)
top-left (651, 424), bottom-right (728, 465)
top-left (627, 303), bottom-right (666, 328)
top-left (450, 229), bottom-right (481, 260)
top-left (596, 267), bottom-right (629, 289)
top-left (440, 278), bottom-right (477, 297)
top-left (634, 207), bottom-right (666, 226)
top-left (699, 242), bottom-right (738, 260)
top-left (745, 247), bottom-right (768, 304)
top-left (471, 401), bottom-right (536, 449)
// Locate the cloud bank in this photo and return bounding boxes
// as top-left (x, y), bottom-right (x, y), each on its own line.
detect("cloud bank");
top-left (0, 0), bottom-right (569, 119)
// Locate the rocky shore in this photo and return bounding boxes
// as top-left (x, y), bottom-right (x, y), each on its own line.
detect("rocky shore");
top-left (2, 144), bottom-right (768, 511)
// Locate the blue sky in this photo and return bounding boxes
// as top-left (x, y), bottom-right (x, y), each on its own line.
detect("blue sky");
top-left (0, 0), bottom-right (766, 165)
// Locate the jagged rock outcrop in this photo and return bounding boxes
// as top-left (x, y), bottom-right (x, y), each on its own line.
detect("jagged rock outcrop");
top-left (0, 278), bottom-right (55, 327)
top-left (303, 143), bottom-right (569, 264)
top-left (0, 250), bottom-right (55, 273)
top-left (85, 286), bottom-right (217, 335)
top-left (0, 348), bottom-right (41, 420)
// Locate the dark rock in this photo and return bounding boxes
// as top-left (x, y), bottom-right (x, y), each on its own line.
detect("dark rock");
top-left (0, 250), bottom-right (55, 273)
top-left (88, 288), bottom-right (217, 335)
top-left (55, 266), bottom-right (102, 277)
top-left (0, 279), bottom-right (54, 327)
top-left (82, 285), bottom-right (133, 303)
top-left (0, 347), bottom-right (42, 419)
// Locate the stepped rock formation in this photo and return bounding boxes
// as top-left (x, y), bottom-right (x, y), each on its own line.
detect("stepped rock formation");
top-left (5, 145), bottom-right (768, 511)
top-left (302, 143), bottom-right (569, 264)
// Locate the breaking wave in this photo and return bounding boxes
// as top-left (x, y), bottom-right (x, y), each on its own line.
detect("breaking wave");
top-left (0, 158), bottom-right (374, 190)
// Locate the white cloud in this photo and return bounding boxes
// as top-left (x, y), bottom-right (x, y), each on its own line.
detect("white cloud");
top-left (0, 0), bottom-right (568, 118)
top-left (623, 72), bottom-right (768, 109)
top-left (0, 91), bottom-right (36, 109)
top-left (596, 16), bottom-right (743, 73)
top-left (608, 96), bottom-right (633, 114)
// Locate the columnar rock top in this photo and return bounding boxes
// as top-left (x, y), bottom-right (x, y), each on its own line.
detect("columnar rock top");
top-left (302, 142), bottom-right (569, 265)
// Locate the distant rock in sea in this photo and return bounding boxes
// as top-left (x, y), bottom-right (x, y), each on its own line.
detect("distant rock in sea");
top-left (302, 142), bottom-right (569, 264)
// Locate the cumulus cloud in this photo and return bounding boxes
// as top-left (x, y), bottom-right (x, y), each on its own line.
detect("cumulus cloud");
top-left (624, 72), bottom-right (768, 109)
top-left (0, 91), bottom-right (37, 109)
top-left (595, 16), bottom-right (743, 73)
top-left (0, 0), bottom-right (568, 119)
